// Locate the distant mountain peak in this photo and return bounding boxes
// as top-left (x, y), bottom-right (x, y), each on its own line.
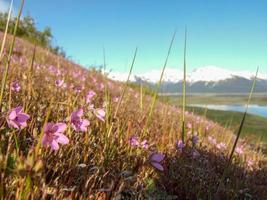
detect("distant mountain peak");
top-left (108, 66), bottom-right (267, 83)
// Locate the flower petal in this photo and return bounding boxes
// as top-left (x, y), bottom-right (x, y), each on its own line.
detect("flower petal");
top-left (51, 140), bottom-right (59, 151)
top-left (7, 120), bottom-right (19, 129)
top-left (55, 133), bottom-right (69, 145)
top-left (8, 110), bottom-right (17, 120)
top-left (42, 134), bottom-right (49, 146)
top-left (53, 123), bottom-right (67, 134)
top-left (150, 153), bottom-right (165, 162)
top-left (151, 162), bottom-right (164, 171)
top-left (17, 113), bottom-right (30, 122)
top-left (44, 122), bottom-right (54, 133)
top-left (14, 106), bottom-right (23, 114)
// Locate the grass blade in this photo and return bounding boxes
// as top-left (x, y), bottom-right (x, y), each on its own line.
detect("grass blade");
top-left (215, 67), bottom-right (259, 196)
top-left (143, 30), bottom-right (176, 134)
top-left (181, 28), bottom-right (187, 143)
top-left (114, 47), bottom-right (138, 118)
top-left (0, 0), bottom-right (25, 110)
top-left (0, 0), bottom-right (13, 61)
top-left (228, 67), bottom-right (259, 161)
top-left (25, 44), bottom-right (37, 112)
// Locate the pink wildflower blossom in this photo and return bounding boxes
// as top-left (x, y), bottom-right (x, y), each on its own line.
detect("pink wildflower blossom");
top-left (176, 140), bottom-right (185, 152)
top-left (71, 109), bottom-right (90, 132)
top-left (94, 108), bottom-right (105, 121)
top-left (6, 106), bottom-right (30, 129)
top-left (129, 136), bottom-right (139, 147)
top-left (235, 146), bottom-right (244, 155)
top-left (86, 90), bottom-right (96, 104)
top-left (11, 80), bottom-right (21, 92)
top-left (140, 140), bottom-right (148, 149)
top-left (55, 79), bottom-right (64, 87)
top-left (42, 122), bottom-right (69, 151)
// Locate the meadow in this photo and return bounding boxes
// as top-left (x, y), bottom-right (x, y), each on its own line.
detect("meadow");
top-left (0, 6), bottom-right (267, 199)
top-left (187, 107), bottom-right (267, 146)
top-left (161, 95), bottom-right (267, 146)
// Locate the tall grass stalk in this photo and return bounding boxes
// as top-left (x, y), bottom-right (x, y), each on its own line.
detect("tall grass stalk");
top-left (228, 67), bottom-right (258, 161)
top-left (114, 47), bottom-right (138, 118)
top-left (34, 97), bottom-right (54, 157)
top-left (215, 67), bottom-right (259, 196)
top-left (0, 0), bottom-right (13, 61)
top-left (25, 44), bottom-right (37, 112)
top-left (181, 28), bottom-right (187, 143)
top-left (106, 47), bottom-right (137, 140)
top-left (0, 0), bottom-right (25, 110)
top-left (103, 46), bottom-right (106, 72)
top-left (140, 82), bottom-right (143, 110)
top-left (143, 31), bottom-right (176, 134)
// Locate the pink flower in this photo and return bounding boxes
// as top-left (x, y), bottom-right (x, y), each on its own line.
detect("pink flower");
top-left (216, 142), bottom-right (226, 150)
top-left (113, 97), bottom-right (119, 103)
top-left (187, 122), bottom-right (192, 129)
top-left (129, 136), bottom-right (148, 149)
top-left (176, 140), bottom-right (185, 152)
top-left (235, 146), bottom-right (244, 155)
top-left (42, 122), bottom-right (69, 151)
top-left (98, 83), bottom-right (105, 91)
top-left (86, 90), bottom-right (96, 104)
top-left (208, 136), bottom-right (217, 145)
top-left (6, 106), bottom-right (30, 129)
top-left (140, 140), bottom-right (148, 149)
top-left (149, 152), bottom-right (165, 171)
top-left (74, 86), bottom-right (84, 93)
top-left (129, 135), bottom-right (139, 146)
top-left (94, 108), bottom-right (105, 121)
top-left (11, 80), bottom-right (21, 92)
top-left (55, 79), bottom-right (64, 87)
top-left (92, 77), bottom-right (97, 84)
top-left (71, 109), bottom-right (90, 132)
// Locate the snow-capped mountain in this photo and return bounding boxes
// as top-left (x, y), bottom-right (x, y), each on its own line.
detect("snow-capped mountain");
top-left (108, 66), bottom-right (267, 83)
top-left (108, 66), bottom-right (267, 93)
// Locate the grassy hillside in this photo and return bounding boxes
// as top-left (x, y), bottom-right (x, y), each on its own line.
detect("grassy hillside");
top-left (161, 95), bottom-right (267, 146)
top-left (1, 32), bottom-right (267, 199)
top-left (186, 107), bottom-right (267, 145)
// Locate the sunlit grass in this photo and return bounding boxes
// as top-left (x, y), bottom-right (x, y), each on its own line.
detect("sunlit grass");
top-left (0, 17), bottom-right (266, 199)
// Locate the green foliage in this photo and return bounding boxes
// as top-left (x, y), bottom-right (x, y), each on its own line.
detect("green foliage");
top-left (0, 12), bottom-right (65, 57)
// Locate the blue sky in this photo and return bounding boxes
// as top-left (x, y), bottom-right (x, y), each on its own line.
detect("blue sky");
top-left (1, 0), bottom-right (267, 74)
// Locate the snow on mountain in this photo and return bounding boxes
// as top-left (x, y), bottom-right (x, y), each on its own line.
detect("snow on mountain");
top-left (137, 68), bottom-right (183, 83)
top-left (107, 71), bottom-right (135, 82)
top-left (188, 66), bottom-right (233, 82)
top-left (108, 66), bottom-right (267, 83)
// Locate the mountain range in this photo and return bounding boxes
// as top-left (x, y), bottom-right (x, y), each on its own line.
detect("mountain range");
top-left (108, 66), bottom-right (267, 94)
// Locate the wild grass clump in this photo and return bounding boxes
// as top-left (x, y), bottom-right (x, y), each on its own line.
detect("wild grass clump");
top-left (0, 31), bottom-right (266, 199)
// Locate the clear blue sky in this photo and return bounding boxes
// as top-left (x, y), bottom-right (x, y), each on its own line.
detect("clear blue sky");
top-left (2, 0), bottom-right (267, 73)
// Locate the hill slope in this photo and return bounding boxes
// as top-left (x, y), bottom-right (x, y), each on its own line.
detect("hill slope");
top-left (0, 33), bottom-right (267, 199)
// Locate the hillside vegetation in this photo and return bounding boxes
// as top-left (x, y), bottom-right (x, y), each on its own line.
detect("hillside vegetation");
top-left (0, 31), bottom-right (267, 199)
top-left (0, 13), bottom-right (65, 57)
